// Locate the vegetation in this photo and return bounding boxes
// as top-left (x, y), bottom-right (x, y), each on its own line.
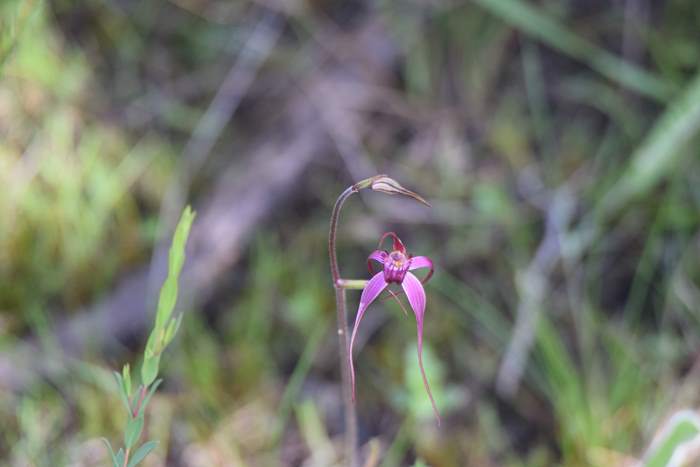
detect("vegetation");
top-left (2, 0), bottom-right (700, 465)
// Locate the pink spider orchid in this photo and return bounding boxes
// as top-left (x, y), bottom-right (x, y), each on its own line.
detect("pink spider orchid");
top-left (348, 231), bottom-right (440, 423)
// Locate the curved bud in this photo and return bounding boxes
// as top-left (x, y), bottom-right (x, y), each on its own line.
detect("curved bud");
top-left (370, 176), bottom-right (431, 207)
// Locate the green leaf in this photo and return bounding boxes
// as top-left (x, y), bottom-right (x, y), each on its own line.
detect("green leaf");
top-left (124, 415), bottom-right (144, 450)
top-left (163, 313), bottom-right (183, 346)
top-left (141, 207), bottom-right (194, 386)
top-left (143, 328), bottom-right (159, 359)
top-left (155, 280), bottom-right (177, 331)
top-left (101, 438), bottom-right (119, 467)
top-left (127, 440), bottom-right (158, 467)
top-left (113, 371), bottom-right (131, 413)
top-left (643, 410), bottom-right (700, 467)
top-left (154, 206), bottom-right (195, 330)
top-left (137, 379), bottom-right (162, 418)
top-left (122, 363), bottom-right (132, 398)
top-left (116, 448), bottom-right (125, 466)
top-left (140, 355), bottom-right (160, 388)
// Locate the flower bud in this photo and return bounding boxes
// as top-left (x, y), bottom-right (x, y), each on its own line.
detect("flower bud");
top-left (370, 175), bottom-right (431, 206)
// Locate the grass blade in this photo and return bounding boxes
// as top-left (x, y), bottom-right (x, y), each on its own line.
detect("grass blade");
top-left (643, 410), bottom-right (700, 467)
top-left (471, 0), bottom-right (675, 101)
top-left (597, 71), bottom-right (700, 217)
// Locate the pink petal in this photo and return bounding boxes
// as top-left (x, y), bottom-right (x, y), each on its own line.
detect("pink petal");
top-left (349, 271), bottom-right (388, 401)
top-left (402, 272), bottom-right (441, 425)
top-left (409, 256), bottom-right (434, 284)
top-left (367, 250), bottom-right (388, 274)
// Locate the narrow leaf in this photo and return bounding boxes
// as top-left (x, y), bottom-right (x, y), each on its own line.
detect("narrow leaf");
top-left (164, 314), bottom-right (183, 346)
top-left (140, 354), bottom-right (160, 388)
top-left (101, 438), bottom-right (119, 467)
top-left (122, 363), bottom-right (132, 398)
top-left (143, 328), bottom-right (159, 359)
top-left (127, 440), bottom-right (158, 467)
top-left (113, 371), bottom-right (131, 413)
top-left (598, 71), bottom-right (700, 217)
top-left (124, 415), bottom-right (144, 450)
top-left (138, 379), bottom-right (162, 418)
top-left (471, 0), bottom-right (674, 101)
top-left (154, 206), bottom-right (195, 330)
top-left (643, 410), bottom-right (700, 467)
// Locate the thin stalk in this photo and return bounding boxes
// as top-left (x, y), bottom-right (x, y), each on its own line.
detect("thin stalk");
top-left (131, 385), bottom-right (147, 418)
top-left (329, 184), bottom-right (359, 467)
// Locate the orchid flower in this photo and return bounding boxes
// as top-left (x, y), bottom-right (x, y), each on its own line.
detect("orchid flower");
top-left (349, 231), bottom-right (440, 423)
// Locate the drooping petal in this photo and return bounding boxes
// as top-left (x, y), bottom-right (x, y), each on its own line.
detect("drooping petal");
top-left (367, 250), bottom-right (388, 274)
top-left (349, 271), bottom-right (388, 401)
top-left (402, 272), bottom-right (441, 424)
top-left (409, 255), bottom-right (434, 284)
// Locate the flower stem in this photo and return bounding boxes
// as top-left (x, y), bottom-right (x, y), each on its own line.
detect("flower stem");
top-left (329, 185), bottom-right (356, 283)
top-left (329, 184), bottom-right (359, 467)
top-left (334, 287), bottom-right (357, 466)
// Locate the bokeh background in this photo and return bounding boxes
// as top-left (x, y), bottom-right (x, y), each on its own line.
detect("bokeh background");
top-left (2, 0), bottom-right (700, 465)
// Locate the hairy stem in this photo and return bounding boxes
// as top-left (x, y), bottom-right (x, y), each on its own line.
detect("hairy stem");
top-left (329, 184), bottom-right (359, 467)
top-left (335, 287), bottom-right (357, 466)
top-left (329, 185), bottom-right (356, 283)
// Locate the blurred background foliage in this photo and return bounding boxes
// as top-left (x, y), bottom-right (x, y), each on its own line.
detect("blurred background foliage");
top-left (1, 0), bottom-right (700, 465)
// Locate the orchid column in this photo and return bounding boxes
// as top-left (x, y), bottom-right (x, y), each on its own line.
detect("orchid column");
top-left (328, 175), bottom-right (430, 467)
